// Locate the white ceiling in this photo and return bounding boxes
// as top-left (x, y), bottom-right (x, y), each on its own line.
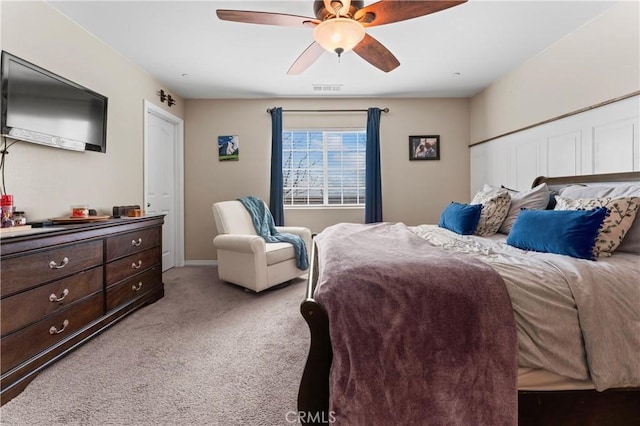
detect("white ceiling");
top-left (48, 0), bottom-right (615, 99)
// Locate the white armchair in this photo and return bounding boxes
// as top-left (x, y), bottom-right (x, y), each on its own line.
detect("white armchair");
top-left (212, 200), bottom-right (311, 292)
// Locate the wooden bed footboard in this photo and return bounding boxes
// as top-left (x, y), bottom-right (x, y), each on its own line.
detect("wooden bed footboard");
top-left (298, 172), bottom-right (640, 425)
top-left (518, 388), bottom-right (640, 425)
top-left (298, 237), bottom-right (333, 425)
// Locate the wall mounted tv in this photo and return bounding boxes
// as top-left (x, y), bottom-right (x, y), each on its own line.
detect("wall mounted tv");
top-left (1, 51), bottom-right (108, 152)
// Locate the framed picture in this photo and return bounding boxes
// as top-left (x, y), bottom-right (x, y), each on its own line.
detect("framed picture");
top-left (218, 135), bottom-right (239, 161)
top-left (409, 135), bottom-right (440, 161)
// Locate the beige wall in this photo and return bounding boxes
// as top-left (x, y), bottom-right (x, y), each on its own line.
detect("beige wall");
top-left (0, 1), bottom-right (184, 221)
top-left (13, 1), bottom-right (630, 263)
top-left (470, 1), bottom-right (640, 144)
top-left (185, 98), bottom-right (470, 261)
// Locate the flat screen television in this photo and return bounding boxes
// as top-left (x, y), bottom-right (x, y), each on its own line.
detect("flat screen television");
top-left (1, 51), bottom-right (108, 152)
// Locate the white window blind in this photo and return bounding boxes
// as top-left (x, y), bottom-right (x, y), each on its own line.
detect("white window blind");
top-left (283, 130), bottom-right (366, 206)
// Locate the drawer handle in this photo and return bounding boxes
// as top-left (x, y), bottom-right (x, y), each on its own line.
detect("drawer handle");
top-left (132, 282), bottom-right (143, 291)
top-left (49, 319), bottom-right (69, 335)
top-left (131, 238), bottom-right (143, 247)
top-left (49, 288), bottom-right (70, 302)
top-left (48, 257), bottom-right (69, 269)
top-left (132, 260), bottom-right (143, 269)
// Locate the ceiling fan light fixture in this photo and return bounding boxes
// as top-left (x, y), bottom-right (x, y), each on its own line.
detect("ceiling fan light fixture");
top-left (314, 18), bottom-right (365, 56)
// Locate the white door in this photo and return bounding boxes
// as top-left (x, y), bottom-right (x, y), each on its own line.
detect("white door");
top-left (144, 101), bottom-right (184, 271)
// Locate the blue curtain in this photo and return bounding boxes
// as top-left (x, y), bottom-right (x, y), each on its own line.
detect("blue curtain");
top-left (365, 108), bottom-right (383, 223)
top-left (269, 107), bottom-right (285, 226)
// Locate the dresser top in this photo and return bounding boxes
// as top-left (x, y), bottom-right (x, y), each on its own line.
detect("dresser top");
top-left (0, 214), bottom-right (165, 248)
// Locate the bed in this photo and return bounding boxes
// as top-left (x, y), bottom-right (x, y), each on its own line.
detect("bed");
top-left (298, 172), bottom-right (640, 425)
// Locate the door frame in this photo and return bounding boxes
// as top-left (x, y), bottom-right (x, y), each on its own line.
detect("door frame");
top-left (143, 100), bottom-right (185, 268)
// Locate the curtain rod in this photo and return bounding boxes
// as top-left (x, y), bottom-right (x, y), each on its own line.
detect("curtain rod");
top-left (266, 107), bottom-right (389, 113)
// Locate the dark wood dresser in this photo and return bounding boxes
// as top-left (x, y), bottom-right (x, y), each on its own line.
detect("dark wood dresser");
top-left (0, 215), bottom-right (165, 405)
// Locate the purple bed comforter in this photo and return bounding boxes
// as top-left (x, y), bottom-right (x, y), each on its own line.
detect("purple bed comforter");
top-left (314, 222), bottom-right (517, 425)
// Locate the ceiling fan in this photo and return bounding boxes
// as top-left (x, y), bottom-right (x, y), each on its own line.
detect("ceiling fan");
top-left (216, 0), bottom-right (467, 75)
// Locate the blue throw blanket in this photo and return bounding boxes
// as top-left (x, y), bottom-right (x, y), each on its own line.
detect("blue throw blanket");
top-left (238, 196), bottom-right (309, 270)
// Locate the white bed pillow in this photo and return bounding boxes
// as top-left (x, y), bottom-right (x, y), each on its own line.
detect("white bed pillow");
top-left (555, 196), bottom-right (640, 256)
top-left (559, 185), bottom-right (614, 198)
top-left (559, 184), bottom-right (640, 254)
top-left (484, 183), bottom-right (550, 234)
top-left (470, 187), bottom-right (511, 236)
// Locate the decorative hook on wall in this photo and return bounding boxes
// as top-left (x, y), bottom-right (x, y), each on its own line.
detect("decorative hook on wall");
top-left (157, 89), bottom-right (167, 103)
top-left (157, 89), bottom-right (176, 107)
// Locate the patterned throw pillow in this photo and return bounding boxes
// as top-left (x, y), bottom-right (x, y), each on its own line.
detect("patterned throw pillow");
top-left (554, 196), bottom-right (640, 256)
top-left (559, 183), bottom-right (640, 254)
top-left (483, 183), bottom-right (551, 234)
top-left (470, 188), bottom-right (511, 236)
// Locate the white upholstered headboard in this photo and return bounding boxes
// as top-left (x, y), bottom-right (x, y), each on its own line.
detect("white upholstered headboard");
top-left (470, 95), bottom-right (639, 196)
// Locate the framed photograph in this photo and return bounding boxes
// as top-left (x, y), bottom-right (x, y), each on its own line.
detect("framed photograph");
top-left (218, 135), bottom-right (239, 161)
top-left (409, 135), bottom-right (440, 161)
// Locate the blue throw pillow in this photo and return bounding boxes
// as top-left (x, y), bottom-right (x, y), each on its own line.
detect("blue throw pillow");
top-left (506, 207), bottom-right (608, 260)
top-left (438, 202), bottom-right (483, 235)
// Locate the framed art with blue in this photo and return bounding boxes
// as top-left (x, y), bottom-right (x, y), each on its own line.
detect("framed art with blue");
top-left (218, 135), bottom-right (239, 161)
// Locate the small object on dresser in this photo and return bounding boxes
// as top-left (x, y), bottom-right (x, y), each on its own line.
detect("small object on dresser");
top-left (12, 211), bottom-right (27, 226)
top-left (127, 209), bottom-right (143, 217)
top-left (1, 194), bottom-right (15, 228)
top-left (112, 206), bottom-right (122, 218)
top-left (71, 205), bottom-right (89, 218)
top-left (112, 205), bottom-right (141, 218)
top-left (1, 214), bottom-right (14, 228)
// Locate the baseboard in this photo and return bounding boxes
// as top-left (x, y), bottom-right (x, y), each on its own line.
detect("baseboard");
top-left (183, 260), bottom-right (218, 266)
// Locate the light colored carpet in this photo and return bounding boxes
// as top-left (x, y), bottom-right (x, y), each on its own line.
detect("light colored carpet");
top-left (0, 266), bottom-right (310, 425)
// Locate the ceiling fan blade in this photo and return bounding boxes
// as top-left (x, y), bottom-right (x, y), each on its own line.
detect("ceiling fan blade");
top-left (216, 10), bottom-right (318, 28)
top-left (355, 0), bottom-right (467, 27)
top-left (287, 42), bottom-right (326, 75)
top-left (352, 34), bottom-right (400, 73)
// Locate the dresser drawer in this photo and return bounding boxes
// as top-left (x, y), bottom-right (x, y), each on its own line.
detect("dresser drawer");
top-left (1, 267), bottom-right (103, 336)
top-left (106, 246), bottom-right (161, 286)
top-left (106, 266), bottom-right (161, 311)
top-left (1, 293), bottom-right (103, 374)
top-left (106, 227), bottom-right (161, 261)
top-left (1, 240), bottom-right (103, 298)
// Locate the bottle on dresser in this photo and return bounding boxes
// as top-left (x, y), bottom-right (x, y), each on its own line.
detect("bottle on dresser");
top-left (1, 194), bottom-right (14, 228)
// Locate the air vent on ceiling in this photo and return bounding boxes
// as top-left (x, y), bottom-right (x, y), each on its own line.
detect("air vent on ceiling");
top-left (312, 84), bottom-right (343, 93)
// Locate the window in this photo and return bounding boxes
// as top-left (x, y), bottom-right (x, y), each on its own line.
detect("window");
top-left (283, 129), bottom-right (366, 206)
